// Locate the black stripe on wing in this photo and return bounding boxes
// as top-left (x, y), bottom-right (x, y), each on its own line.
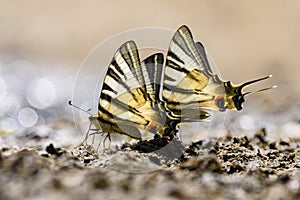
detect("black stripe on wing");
top-left (140, 53), bottom-right (164, 102)
top-left (195, 42), bottom-right (213, 75)
top-left (100, 92), bottom-right (144, 118)
top-left (164, 25), bottom-right (214, 91)
top-left (98, 105), bottom-right (146, 126)
top-left (168, 25), bottom-right (208, 74)
top-left (195, 42), bottom-right (223, 84)
top-left (100, 41), bottom-right (144, 105)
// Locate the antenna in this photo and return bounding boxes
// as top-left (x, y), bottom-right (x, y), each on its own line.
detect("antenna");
top-left (68, 101), bottom-right (93, 116)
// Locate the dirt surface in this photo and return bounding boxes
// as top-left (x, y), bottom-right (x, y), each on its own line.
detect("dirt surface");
top-left (1, 127), bottom-right (300, 200)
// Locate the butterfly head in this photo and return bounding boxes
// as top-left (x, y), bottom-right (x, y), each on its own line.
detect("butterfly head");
top-left (88, 115), bottom-right (102, 129)
top-left (220, 75), bottom-right (275, 111)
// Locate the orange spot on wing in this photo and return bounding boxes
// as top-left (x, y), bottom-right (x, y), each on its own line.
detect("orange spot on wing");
top-left (146, 121), bottom-right (157, 132)
top-left (214, 95), bottom-right (224, 107)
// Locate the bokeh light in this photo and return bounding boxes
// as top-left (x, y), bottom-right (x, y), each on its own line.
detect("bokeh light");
top-left (239, 115), bottom-right (255, 131)
top-left (26, 78), bottom-right (56, 109)
top-left (17, 107), bottom-right (38, 127)
top-left (0, 92), bottom-right (20, 115)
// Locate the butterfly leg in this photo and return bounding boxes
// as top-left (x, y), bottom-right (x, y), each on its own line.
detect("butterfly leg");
top-left (108, 134), bottom-right (111, 149)
top-left (102, 133), bottom-right (111, 151)
top-left (81, 128), bottom-right (101, 146)
top-left (95, 132), bottom-right (105, 151)
top-left (76, 122), bottom-right (92, 147)
top-left (91, 130), bottom-right (96, 145)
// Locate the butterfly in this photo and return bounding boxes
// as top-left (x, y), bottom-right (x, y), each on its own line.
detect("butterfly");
top-left (162, 25), bottom-right (275, 122)
top-left (84, 40), bottom-right (172, 143)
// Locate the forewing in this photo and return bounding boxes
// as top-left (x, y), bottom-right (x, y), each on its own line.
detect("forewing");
top-left (98, 41), bottom-right (149, 136)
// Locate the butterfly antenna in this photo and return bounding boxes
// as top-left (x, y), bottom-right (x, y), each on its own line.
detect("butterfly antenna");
top-left (68, 100), bottom-right (93, 116)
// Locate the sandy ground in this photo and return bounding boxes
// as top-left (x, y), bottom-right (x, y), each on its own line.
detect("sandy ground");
top-left (1, 125), bottom-right (300, 200)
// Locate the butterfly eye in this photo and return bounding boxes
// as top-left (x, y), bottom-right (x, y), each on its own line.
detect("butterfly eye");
top-left (214, 95), bottom-right (226, 112)
top-left (89, 116), bottom-right (99, 125)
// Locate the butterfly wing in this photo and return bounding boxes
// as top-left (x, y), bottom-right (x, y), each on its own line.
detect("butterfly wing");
top-left (118, 53), bottom-right (167, 135)
top-left (162, 25), bottom-right (219, 121)
top-left (139, 53), bottom-right (164, 103)
top-left (97, 41), bottom-right (148, 139)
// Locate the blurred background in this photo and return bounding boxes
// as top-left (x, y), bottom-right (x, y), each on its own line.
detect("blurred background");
top-left (1, 0), bottom-right (300, 147)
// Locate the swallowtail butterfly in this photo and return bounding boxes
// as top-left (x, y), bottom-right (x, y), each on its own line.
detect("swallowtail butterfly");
top-left (162, 25), bottom-right (275, 122)
top-left (87, 41), bottom-right (170, 141)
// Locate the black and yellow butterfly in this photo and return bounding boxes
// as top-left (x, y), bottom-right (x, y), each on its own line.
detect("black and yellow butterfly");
top-left (162, 25), bottom-right (274, 122)
top-left (86, 41), bottom-right (170, 142)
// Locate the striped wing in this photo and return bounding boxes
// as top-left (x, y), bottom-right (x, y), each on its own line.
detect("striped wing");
top-left (163, 25), bottom-right (273, 118)
top-left (139, 53), bottom-right (164, 103)
top-left (163, 25), bottom-right (221, 121)
top-left (96, 41), bottom-right (166, 139)
top-left (133, 53), bottom-right (167, 135)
